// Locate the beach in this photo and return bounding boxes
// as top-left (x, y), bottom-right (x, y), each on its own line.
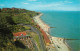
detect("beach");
top-left (33, 13), bottom-right (70, 51)
top-left (51, 37), bottom-right (69, 51)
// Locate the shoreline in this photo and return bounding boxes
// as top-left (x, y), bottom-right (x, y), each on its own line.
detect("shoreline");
top-left (33, 13), bottom-right (70, 51)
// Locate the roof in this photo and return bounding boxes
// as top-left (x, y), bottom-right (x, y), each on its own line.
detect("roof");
top-left (13, 32), bottom-right (27, 37)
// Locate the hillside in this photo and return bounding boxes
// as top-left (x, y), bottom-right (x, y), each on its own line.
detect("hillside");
top-left (0, 8), bottom-right (40, 51)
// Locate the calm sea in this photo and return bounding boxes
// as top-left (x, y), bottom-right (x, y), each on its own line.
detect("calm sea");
top-left (40, 11), bottom-right (80, 51)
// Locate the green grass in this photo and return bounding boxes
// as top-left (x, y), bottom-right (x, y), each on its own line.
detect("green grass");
top-left (23, 26), bottom-right (31, 30)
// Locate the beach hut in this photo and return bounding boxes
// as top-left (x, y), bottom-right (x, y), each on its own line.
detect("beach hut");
top-left (13, 32), bottom-right (31, 41)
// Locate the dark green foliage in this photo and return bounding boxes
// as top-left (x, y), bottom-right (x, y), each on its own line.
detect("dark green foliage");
top-left (0, 17), bottom-right (13, 51)
top-left (14, 40), bottom-right (26, 48)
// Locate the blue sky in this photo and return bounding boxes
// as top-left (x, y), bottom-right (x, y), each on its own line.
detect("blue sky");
top-left (0, 0), bottom-right (80, 11)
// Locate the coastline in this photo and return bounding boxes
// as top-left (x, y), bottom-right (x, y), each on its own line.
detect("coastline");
top-left (33, 13), bottom-right (70, 51)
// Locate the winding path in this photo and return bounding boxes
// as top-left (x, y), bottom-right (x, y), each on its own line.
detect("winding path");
top-left (26, 25), bottom-right (46, 51)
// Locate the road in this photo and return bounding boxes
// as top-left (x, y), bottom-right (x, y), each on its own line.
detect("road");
top-left (25, 25), bottom-right (46, 51)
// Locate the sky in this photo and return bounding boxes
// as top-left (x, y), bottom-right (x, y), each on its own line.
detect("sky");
top-left (0, 0), bottom-right (80, 11)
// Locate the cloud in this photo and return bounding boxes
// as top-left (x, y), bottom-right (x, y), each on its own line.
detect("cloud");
top-left (64, 1), bottom-right (72, 3)
top-left (28, 0), bottom-right (37, 1)
top-left (0, 4), bottom-right (4, 6)
top-left (27, 2), bottom-right (65, 10)
top-left (34, 2), bottom-right (64, 7)
top-left (23, 3), bottom-right (29, 4)
top-left (68, 2), bottom-right (72, 3)
top-left (26, 1), bottom-right (79, 11)
top-left (35, 1), bottom-right (72, 8)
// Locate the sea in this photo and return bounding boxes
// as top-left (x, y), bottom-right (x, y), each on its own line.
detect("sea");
top-left (40, 11), bottom-right (80, 51)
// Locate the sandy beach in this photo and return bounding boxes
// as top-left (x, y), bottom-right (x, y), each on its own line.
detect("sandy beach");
top-left (51, 37), bottom-right (69, 51)
top-left (33, 13), bottom-right (70, 51)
